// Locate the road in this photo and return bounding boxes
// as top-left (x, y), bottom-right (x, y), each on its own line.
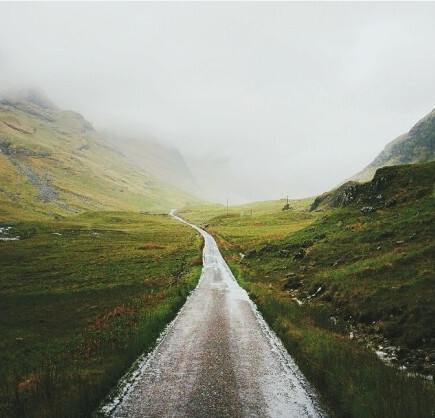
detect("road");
top-left (99, 212), bottom-right (326, 417)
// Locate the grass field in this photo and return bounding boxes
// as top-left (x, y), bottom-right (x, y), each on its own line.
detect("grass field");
top-left (180, 196), bottom-right (314, 224)
top-left (180, 163), bottom-right (435, 417)
top-left (0, 212), bottom-right (202, 417)
top-left (180, 197), bottom-right (316, 247)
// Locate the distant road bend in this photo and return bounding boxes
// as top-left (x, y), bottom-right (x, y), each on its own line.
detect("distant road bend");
top-left (100, 211), bottom-right (326, 417)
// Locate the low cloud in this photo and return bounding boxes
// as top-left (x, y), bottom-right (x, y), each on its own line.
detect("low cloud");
top-left (1, 2), bottom-right (434, 203)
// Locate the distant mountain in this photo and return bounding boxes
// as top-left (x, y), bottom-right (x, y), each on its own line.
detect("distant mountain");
top-left (2, 88), bottom-right (57, 110)
top-left (350, 108), bottom-right (435, 182)
top-left (104, 135), bottom-right (199, 196)
top-left (0, 91), bottom-right (202, 219)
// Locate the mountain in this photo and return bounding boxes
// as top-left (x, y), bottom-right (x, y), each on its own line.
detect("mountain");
top-left (104, 135), bottom-right (199, 196)
top-left (310, 161), bottom-right (434, 212)
top-left (0, 92), bottom-right (202, 220)
top-left (351, 108), bottom-right (435, 183)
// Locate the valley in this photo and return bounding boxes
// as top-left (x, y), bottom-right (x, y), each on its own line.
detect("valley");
top-left (1, 3), bottom-right (435, 416)
top-left (0, 94), bottom-right (433, 417)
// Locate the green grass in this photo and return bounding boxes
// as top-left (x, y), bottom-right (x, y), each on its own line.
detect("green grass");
top-left (181, 163), bottom-right (435, 417)
top-left (180, 196), bottom-right (314, 225)
top-left (247, 289), bottom-right (434, 418)
top-left (0, 212), bottom-right (202, 417)
top-left (179, 198), bottom-right (316, 249)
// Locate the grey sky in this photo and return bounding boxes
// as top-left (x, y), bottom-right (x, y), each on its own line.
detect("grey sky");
top-left (1, 2), bottom-right (434, 203)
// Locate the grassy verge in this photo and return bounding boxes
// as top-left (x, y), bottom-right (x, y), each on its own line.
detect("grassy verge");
top-left (231, 264), bottom-right (434, 417)
top-left (0, 212), bottom-right (202, 417)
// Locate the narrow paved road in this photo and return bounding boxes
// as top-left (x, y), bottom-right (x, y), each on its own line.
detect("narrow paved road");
top-left (100, 212), bottom-right (325, 417)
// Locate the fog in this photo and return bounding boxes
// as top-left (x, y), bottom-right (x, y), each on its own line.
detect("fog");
top-left (1, 2), bottom-right (434, 204)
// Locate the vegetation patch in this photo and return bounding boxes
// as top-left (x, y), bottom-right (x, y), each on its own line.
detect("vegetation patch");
top-left (0, 212), bottom-right (202, 418)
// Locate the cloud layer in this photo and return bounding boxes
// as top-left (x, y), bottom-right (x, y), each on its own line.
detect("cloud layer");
top-left (1, 2), bottom-right (434, 203)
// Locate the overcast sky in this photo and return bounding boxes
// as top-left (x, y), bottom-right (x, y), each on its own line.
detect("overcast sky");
top-left (1, 2), bottom-right (434, 203)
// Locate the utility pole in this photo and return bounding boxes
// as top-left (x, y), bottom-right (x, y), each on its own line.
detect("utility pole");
top-left (286, 196), bottom-right (289, 205)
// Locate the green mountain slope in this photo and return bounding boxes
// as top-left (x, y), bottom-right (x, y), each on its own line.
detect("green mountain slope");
top-left (351, 108), bottom-right (435, 182)
top-left (311, 161), bottom-right (434, 212)
top-left (0, 93), bottom-right (202, 220)
top-left (180, 161), bottom-right (435, 416)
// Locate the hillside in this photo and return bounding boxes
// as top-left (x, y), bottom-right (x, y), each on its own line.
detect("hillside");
top-left (0, 93), bottom-right (202, 220)
top-left (351, 108), bottom-right (435, 182)
top-left (181, 162), bottom-right (435, 357)
top-left (179, 161), bottom-right (435, 416)
top-left (311, 161), bottom-right (434, 212)
top-left (104, 134), bottom-right (199, 196)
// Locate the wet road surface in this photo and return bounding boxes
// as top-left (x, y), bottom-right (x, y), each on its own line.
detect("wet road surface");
top-left (100, 212), bottom-right (325, 417)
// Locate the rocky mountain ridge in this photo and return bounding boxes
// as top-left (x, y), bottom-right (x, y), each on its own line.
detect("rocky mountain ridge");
top-left (310, 161), bottom-right (434, 212)
top-left (351, 108), bottom-right (435, 182)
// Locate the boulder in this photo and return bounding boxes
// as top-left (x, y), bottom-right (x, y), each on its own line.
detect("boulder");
top-left (361, 206), bottom-right (375, 214)
top-left (282, 275), bottom-right (303, 290)
top-left (293, 249), bottom-right (306, 260)
top-left (244, 249), bottom-right (257, 259)
top-left (278, 249), bottom-right (290, 258)
top-left (300, 239), bottom-right (314, 248)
